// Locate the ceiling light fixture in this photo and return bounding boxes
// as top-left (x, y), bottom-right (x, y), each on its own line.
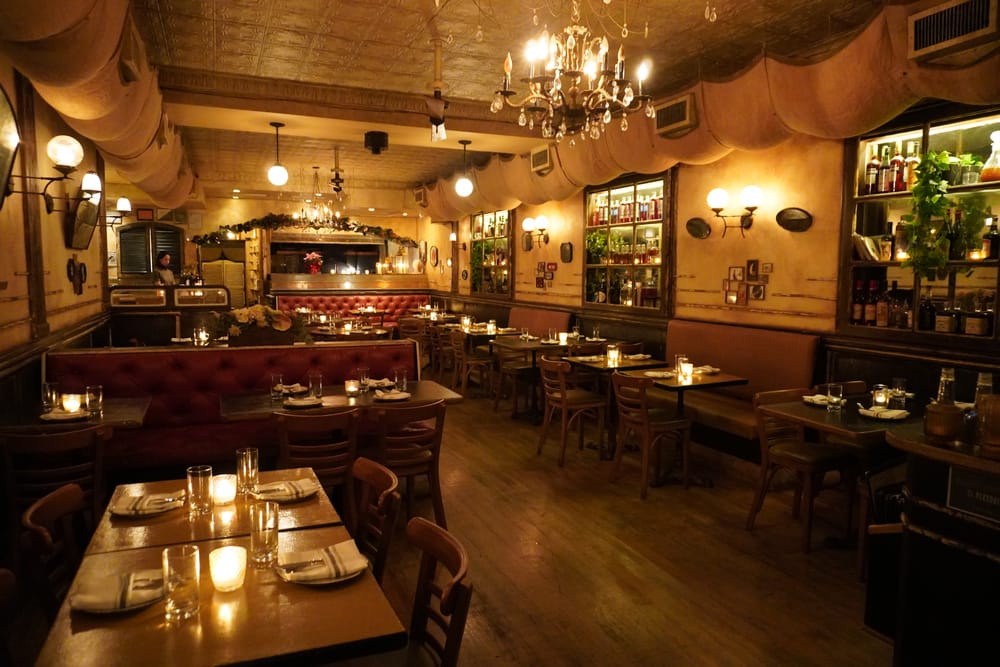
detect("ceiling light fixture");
top-left (267, 122), bottom-right (288, 186)
top-left (455, 139), bottom-right (474, 198)
top-left (490, 1), bottom-right (653, 142)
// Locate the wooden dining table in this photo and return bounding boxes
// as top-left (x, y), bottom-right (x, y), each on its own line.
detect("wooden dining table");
top-left (1, 396), bottom-right (152, 432)
top-left (626, 369), bottom-right (749, 415)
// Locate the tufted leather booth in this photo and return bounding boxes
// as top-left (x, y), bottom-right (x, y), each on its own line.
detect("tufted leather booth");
top-left (275, 293), bottom-right (430, 327)
top-left (45, 340), bottom-right (418, 475)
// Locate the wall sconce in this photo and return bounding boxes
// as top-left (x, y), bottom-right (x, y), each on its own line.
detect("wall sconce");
top-left (707, 186), bottom-right (761, 238)
top-left (521, 215), bottom-right (549, 250)
top-left (449, 229), bottom-right (467, 250)
top-left (7, 135), bottom-right (102, 213)
top-left (106, 197), bottom-right (132, 226)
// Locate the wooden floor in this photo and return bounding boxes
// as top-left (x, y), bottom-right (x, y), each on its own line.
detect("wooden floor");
top-left (377, 373), bottom-right (894, 666)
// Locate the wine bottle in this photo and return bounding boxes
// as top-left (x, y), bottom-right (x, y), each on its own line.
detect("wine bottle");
top-left (905, 140), bottom-right (921, 191)
top-left (864, 145), bottom-right (880, 195)
top-left (918, 287), bottom-right (936, 330)
top-left (985, 209), bottom-right (999, 260)
top-left (864, 279), bottom-right (879, 326)
top-left (851, 279), bottom-right (866, 324)
top-left (880, 222), bottom-right (894, 261)
top-left (877, 145), bottom-right (893, 193)
top-left (890, 141), bottom-right (905, 192)
top-left (875, 281), bottom-right (890, 327)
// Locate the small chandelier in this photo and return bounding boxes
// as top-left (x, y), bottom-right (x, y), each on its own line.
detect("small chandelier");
top-left (490, 1), bottom-right (653, 142)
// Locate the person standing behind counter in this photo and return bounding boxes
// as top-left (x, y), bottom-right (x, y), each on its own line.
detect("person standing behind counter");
top-left (154, 251), bottom-right (176, 285)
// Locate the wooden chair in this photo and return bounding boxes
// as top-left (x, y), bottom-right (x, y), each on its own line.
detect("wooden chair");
top-left (450, 329), bottom-right (493, 397)
top-left (430, 325), bottom-right (454, 378)
top-left (272, 408), bottom-right (360, 510)
top-left (610, 372), bottom-right (691, 499)
top-left (747, 388), bottom-right (858, 552)
top-left (617, 341), bottom-right (644, 355)
top-left (20, 483), bottom-right (88, 623)
top-left (405, 517), bottom-right (473, 667)
top-left (374, 401), bottom-right (448, 528)
top-left (493, 346), bottom-right (536, 417)
top-left (348, 457), bottom-right (401, 584)
top-left (537, 357), bottom-right (605, 467)
top-left (1, 425), bottom-right (108, 550)
top-left (398, 317), bottom-right (432, 369)
top-left (565, 341), bottom-right (606, 390)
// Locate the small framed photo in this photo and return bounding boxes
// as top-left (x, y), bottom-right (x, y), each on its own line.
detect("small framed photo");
top-left (761, 262), bottom-right (773, 274)
top-left (736, 283), bottom-right (748, 305)
top-left (107, 251), bottom-right (118, 268)
top-left (544, 271), bottom-right (555, 280)
top-left (546, 280), bottom-right (553, 288)
top-left (750, 284), bottom-right (766, 300)
top-left (136, 208), bottom-right (155, 222)
top-left (537, 261), bottom-right (546, 273)
top-left (746, 259), bottom-right (760, 281)
top-left (728, 266), bottom-right (744, 282)
top-left (535, 276), bottom-right (545, 288)
top-left (758, 275), bottom-right (769, 285)
top-left (722, 279), bottom-right (730, 291)
top-left (725, 291), bottom-right (738, 305)
top-left (546, 262), bottom-right (558, 271)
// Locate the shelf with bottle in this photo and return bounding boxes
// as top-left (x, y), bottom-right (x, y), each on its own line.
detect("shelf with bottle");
top-left (470, 209), bottom-right (512, 297)
top-left (586, 180), bottom-right (665, 227)
top-left (584, 266), bottom-right (661, 308)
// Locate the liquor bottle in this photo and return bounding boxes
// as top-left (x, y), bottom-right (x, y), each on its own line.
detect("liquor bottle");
top-left (984, 209), bottom-right (999, 259)
top-left (864, 145), bottom-right (880, 194)
top-left (981, 130), bottom-right (1000, 182)
top-left (918, 286), bottom-right (936, 330)
top-left (934, 300), bottom-right (958, 333)
top-left (936, 367), bottom-right (956, 404)
top-left (876, 145), bottom-right (893, 193)
top-left (890, 141), bottom-right (906, 192)
top-left (903, 140), bottom-right (920, 191)
top-left (880, 222), bottom-right (895, 261)
top-left (963, 301), bottom-right (990, 336)
top-left (851, 279), bottom-right (866, 324)
top-left (875, 281), bottom-right (890, 327)
top-left (864, 279), bottom-right (879, 326)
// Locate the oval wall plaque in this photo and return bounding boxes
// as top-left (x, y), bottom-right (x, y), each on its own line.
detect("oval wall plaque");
top-left (685, 217), bottom-right (712, 239)
top-left (776, 207), bottom-right (813, 232)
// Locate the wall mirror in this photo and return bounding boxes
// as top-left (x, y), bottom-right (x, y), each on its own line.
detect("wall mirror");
top-left (0, 84), bottom-right (21, 212)
top-left (685, 217), bottom-right (712, 239)
top-left (776, 207), bottom-right (813, 232)
top-left (66, 191), bottom-right (100, 249)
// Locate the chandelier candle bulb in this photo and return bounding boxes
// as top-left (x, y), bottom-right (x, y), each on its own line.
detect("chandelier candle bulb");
top-left (212, 475), bottom-right (237, 505)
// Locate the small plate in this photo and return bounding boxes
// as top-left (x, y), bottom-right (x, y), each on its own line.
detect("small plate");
top-left (374, 391), bottom-right (411, 402)
top-left (278, 567), bottom-right (366, 586)
top-left (41, 410), bottom-right (88, 422)
top-left (283, 397), bottom-right (323, 409)
top-left (540, 339), bottom-right (561, 345)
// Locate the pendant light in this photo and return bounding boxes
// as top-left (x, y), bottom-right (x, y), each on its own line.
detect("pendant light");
top-left (267, 122), bottom-right (289, 186)
top-left (454, 139), bottom-right (473, 198)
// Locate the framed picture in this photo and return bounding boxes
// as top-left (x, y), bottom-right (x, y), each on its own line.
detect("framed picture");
top-left (728, 266), bottom-right (744, 282)
top-left (746, 259), bottom-right (760, 281)
top-left (761, 262), bottom-right (773, 274)
top-left (725, 291), bottom-right (738, 305)
top-left (736, 283), bottom-right (748, 305)
top-left (136, 207), bottom-right (155, 222)
top-left (750, 284), bottom-right (766, 300)
top-left (560, 242), bottom-right (573, 263)
top-left (546, 262), bottom-right (558, 271)
top-left (461, 269), bottom-right (469, 280)
top-left (535, 276), bottom-right (545, 288)
top-left (429, 246), bottom-right (439, 266)
top-left (419, 241), bottom-right (428, 262)
top-left (107, 251), bottom-right (118, 268)
top-left (537, 261), bottom-right (546, 273)
top-left (544, 271), bottom-right (554, 280)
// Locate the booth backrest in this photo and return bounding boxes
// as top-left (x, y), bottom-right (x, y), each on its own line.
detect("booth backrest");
top-left (507, 307), bottom-right (571, 337)
top-left (666, 320), bottom-right (819, 401)
top-left (275, 293), bottom-right (429, 324)
top-left (45, 340), bottom-right (418, 428)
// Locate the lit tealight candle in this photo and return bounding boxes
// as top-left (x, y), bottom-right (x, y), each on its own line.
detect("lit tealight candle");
top-left (872, 384), bottom-right (889, 407)
top-left (209, 546), bottom-right (247, 592)
top-left (212, 474), bottom-right (238, 505)
top-left (430, 311), bottom-right (438, 321)
top-left (680, 362), bottom-right (694, 382)
top-left (345, 379), bottom-right (360, 396)
top-left (343, 321), bottom-right (353, 332)
top-left (606, 344), bottom-right (621, 367)
top-left (61, 393), bottom-right (82, 413)
top-left (969, 249), bottom-right (984, 261)
top-left (318, 314), bottom-right (327, 324)
top-left (558, 332), bottom-right (568, 345)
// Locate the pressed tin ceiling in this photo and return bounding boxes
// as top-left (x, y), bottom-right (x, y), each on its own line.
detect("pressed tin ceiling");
top-left (125, 0), bottom-right (887, 209)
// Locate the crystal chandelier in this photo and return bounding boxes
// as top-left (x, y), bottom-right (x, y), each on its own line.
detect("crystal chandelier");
top-left (489, 1), bottom-right (653, 142)
top-left (292, 167), bottom-right (343, 230)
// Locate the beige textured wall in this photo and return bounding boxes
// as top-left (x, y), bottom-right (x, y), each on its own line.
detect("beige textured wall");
top-left (513, 198), bottom-right (582, 308)
top-left (0, 60), bottom-right (30, 350)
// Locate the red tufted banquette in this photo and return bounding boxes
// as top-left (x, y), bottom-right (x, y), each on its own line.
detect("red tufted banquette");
top-left (45, 340), bottom-right (418, 475)
top-left (275, 293), bottom-right (430, 326)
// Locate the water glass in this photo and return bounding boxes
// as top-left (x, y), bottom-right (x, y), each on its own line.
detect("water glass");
top-left (674, 354), bottom-right (688, 376)
top-left (521, 327), bottom-right (529, 340)
top-left (572, 325), bottom-right (581, 338)
top-left (307, 370), bottom-right (323, 399)
top-left (890, 377), bottom-right (907, 408)
top-left (393, 367), bottom-right (408, 392)
top-left (356, 367), bottom-right (371, 392)
top-left (592, 327), bottom-right (600, 339)
top-left (548, 328), bottom-right (557, 342)
top-left (826, 383), bottom-right (844, 413)
top-left (937, 367), bottom-right (956, 404)
top-left (249, 501), bottom-right (279, 568)
top-left (236, 447), bottom-right (259, 495)
top-left (975, 372), bottom-right (993, 403)
top-left (41, 382), bottom-right (59, 414)
top-left (187, 465), bottom-right (213, 515)
top-left (85, 384), bottom-right (103, 418)
top-left (163, 544), bottom-right (200, 622)
top-left (270, 373), bottom-right (284, 403)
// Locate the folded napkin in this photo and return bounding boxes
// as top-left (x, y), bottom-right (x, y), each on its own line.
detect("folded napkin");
top-left (277, 540), bottom-right (368, 583)
top-left (109, 491), bottom-right (186, 517)
top-left (521, 335), bottom-right (539, 341)
top-left (374, 389), bottom-right (410, 400)
top-left (368, 378), bottom-right (395, 388)
top-left (574, 355), bottom-right (604, 362)
top-left (803, 394), bottom-right (829, 405)
top-left (624, 353), bottom-right (651, 360)
top-left (254, 478), bottom-right (321, 502)
top-left (585, 337), bottom-right (607, 342)
top-left (644, 370), bottom-right (675, 378)
top-left (70, 569), bottom-right (164, 612)
top-left (857, 405), bottom-right (910, 420)
top-left (692, 365), bottom-right (720, 375)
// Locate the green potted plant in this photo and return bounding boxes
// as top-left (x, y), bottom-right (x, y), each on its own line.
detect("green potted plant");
top-left (902, 150), bottom-right (952, 280)
top-left (585, 231), bottom-right (608, 264)
top-left (958, 153), bottom-right (984, 185)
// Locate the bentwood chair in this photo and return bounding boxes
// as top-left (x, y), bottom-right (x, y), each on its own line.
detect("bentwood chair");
top-left (747, 388), bottom-right (858, 552)
top-left (431, 325), bottom-right (454, 378)
top-left (406, 517), bottom-right (474, 667)
top-left (493, 346), bottom-right (536, 417)
top-left (374, 400), bottom-right (448, 528)
top-left (537, 357), bottom-right (605, 467)
top-left (20, 483), bottom-right (88, 623)
top-left (348, 457), bottom-right (401, 584)
top-left (273, 408), bottom-right (360, 511)
top-left (610, 372), bottom-right (691, 499)
top-left (1, 425), bottom-right (109, 551)
top-left (450, 329), bottom-right (493, 397)
top-left (398, 317), bottom-right (432, 369)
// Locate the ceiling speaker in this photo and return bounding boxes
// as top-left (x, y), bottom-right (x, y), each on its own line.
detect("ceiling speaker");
top-left (364, 131), bottom-right (389, 155)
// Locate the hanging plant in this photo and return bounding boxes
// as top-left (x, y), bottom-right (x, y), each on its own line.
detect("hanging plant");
top-left (901, 151), bottom-right (952, 280)
top-left (191, 213), bottom-right (419, 248)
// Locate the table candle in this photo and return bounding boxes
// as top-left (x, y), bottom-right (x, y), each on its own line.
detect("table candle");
top-left (872, 384), bottom-right (889, 407)
top-left (680, 362), bottom-right (694, 382)
top-left (61, 393), bottom-right (82, 413)
top-left (318, 314), bottom-right (327, 324)
top-left (345, 379), bottom-right (360, 396)
top-left (430, 311), bottom-right (438, 321)
top-left (212, 474), bottom-right (237, 504)
top-left (209, 546), bottom-right (247, 592)
top-left (343, 321), bottom-right (353, 332)
top-left (606, 344), bottom-right (621, 366)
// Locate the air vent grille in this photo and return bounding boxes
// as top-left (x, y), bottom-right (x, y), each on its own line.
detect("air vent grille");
top-left (909, 0), bottom-right (998, 61)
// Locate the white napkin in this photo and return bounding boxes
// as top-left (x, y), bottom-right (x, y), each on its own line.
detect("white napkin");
top-left (803, 394), bottom-right (829, 405)
top-left (277, 540), bottom-right (369, 583)
top-left (109, 491), bottom-right (185, 517)
top-left (374, 389), bottom-right (410, 400)
top-left (857, 405), bottom-right (910, 420)
top-left (254, 478), bottom-right (321, 502)
top-left (624, 353), bottom-right (651, 360)
top-left (368, 378), bottom-right (395, 388)
top-left (692, 365), bottom-right (720, 375)
top-left (644, 370), bottom-right (675, 378)
top-left (70, 569), bottom-right (164, 612)
top-left (585, 337), bottom-right (607, 342)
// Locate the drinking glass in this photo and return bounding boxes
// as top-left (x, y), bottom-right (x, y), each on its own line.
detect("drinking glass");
top-left (187, 465), bottom-right (213, 515)
top-left (826, 383), bottom-right (844, 413)
top-left (548, 328), bottom-right (557, 342)
top-left (975, 372), bottom-right (993, 403)
top-left (236, 447), bottom-right (259, 495)
top-left (674, 354), bottom-right (688, 376)
top-left (937, 367), bottom-right (956, 404)
top-left (85, 384), bottom-right (103, 418)
top-left (592, 327), bottom-right (600, 339)
top-left (356, 367), bottom-right (371, 393)
top-left (41, 382), bottom-right (59, 414)
top-left (393, 367), bottom-right (408, 392)
top-left (521, 327), bottom-right (529, 340)
top-left (270, 373), bottom-right (284, 403)
top-left (307, 370), bottom-right (323, 399)
top-left (572, 325), bottom-right (581, 338)
top-left (249, 501), bottom-right (279, 568)
top-left (162, 544), bottom-right (200, 621)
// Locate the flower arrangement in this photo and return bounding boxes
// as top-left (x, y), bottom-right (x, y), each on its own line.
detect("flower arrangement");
top-left (303, 252), bottom-right (323, 268)
top-left (214, 305), bottom-right (303, 341)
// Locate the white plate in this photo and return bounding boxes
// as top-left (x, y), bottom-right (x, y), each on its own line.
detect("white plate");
top-left (585, 337), bottom-right (607, 342)
top-left (41, 410), bottom-right (88, 422)
top-left (374, 391), bottom-right (411, 402)
top-left (278, 567), bottom-right (366, 586)
top-left (283, 397), bottom-right (323, 408)
top-left (540, 339), bottom-right (561, 344)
